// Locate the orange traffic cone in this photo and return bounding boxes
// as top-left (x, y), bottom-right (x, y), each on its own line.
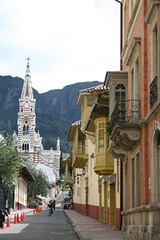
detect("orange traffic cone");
top-left (6, 216), bottom-right (11, 228)
top-left (23, 211), bottom-right (25, 220)
top-left (33, 208), bottom-right (36, 214)
top-left (20, 212), bottom-right (23, 221)
top-left (1, 222), bottom-right (5, 229)
top-left (17, 213), bottom-right (19, 223)
top-left (14, 214), bottom-right (17, 224)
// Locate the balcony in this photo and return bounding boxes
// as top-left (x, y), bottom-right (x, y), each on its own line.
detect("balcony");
top-left (94, 153), bottom-right (114, 175)
top-left (64, 174), bottom-right (73, 187)
top-left (109, 99), bottom-right (140, 158)
top-left (73, 144), bottom-right (88, 168)
top-left (150, 76), bottom-right (158, 109)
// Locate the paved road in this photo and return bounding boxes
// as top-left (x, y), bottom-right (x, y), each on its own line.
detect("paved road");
top-left (0, 206), bottom-right (79, 240)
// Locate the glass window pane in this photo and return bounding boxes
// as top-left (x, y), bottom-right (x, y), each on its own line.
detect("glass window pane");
top-left (99, 129), bottom-right (104, 136)
top-left (99, 138), bottom-right (104, 144)
top-left (99, 123), bottom-right (104, 128)
top-left (99, 145), bottom-right (104, 152)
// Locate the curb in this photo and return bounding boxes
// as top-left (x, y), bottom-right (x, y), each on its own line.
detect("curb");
top-left (64, 210), bottom-right (84, 240)
top-left (5, 209), bottom-right (34, 223)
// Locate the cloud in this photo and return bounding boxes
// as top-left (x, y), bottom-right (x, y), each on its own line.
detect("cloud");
top-left (0, 0), bottom-right (120, 93)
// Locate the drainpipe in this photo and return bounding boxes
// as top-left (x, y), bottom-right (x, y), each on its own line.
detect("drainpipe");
top-left (114, 0), bottom-right (122, 70)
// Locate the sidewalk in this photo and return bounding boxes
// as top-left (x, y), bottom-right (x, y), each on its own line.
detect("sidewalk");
top-left (6, 207), bottom-right (39, 223)
top-left (64, 209), bottom-right (130, 240)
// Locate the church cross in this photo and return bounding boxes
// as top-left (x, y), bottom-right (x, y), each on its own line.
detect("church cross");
top-left (26, 57), bottom-right (31, 65)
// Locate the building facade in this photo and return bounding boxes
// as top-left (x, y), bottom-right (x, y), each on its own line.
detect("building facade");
top-left (66, 84), bottom-right (122, 229)
top-left (104, 1), bottom-right (160, 239)
top-left (13, 59), bottom-right (61, 199)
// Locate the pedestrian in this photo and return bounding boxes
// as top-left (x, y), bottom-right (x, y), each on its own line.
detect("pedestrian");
top-left (0, 209), bottom-right (5, 228)
top-left (52, 199), bottom-right (56, 211)
top-left (47, 200), bottom-right (52, 216)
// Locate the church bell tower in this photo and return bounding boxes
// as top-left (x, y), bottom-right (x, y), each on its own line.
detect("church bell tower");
top-left (17, 58), bottom-right (36, 155)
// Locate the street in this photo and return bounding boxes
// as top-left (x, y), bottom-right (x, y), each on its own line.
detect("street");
top-left (0, 205), bottom-right (79, 240)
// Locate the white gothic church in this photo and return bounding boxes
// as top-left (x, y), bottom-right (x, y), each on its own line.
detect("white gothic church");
top-left (13, 58), bottom-right (61, 199)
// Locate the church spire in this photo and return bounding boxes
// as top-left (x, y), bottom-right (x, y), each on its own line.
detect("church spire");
top-left (21, 57), bottom-right (34, 100)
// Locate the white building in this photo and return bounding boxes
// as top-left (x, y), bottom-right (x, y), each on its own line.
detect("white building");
top-left (13, 58), bottom-right (61, 199)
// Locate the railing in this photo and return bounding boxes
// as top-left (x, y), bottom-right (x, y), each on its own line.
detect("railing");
top-left (75, 144), bottom-right (88, 155)
top-left (111, 99), bottom-right (140, 126)
top-left (150, 76), bottom-right (158, 108)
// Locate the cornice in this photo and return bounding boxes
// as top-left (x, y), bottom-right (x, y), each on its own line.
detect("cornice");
top-left (124, 37), bottom-right (141, 66)
top-left (144, 0), bottom-right (160, 24)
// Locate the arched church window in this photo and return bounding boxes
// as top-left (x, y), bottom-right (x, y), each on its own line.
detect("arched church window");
top-left (23, 120), bottom-right (29, 135)
top-left (22, 142), bottom-right (29, 151)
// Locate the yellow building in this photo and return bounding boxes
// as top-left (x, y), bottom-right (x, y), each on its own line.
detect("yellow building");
top-left (62, 154), bottom-right (73, 188)
top-left (66, 84), bottom-right (123, 229)
top-left (67, 85), bottom-right (107, 219)
top-left (83, 88), bottom-right (122, 229)
top-left (14, 164), bottom-right (35, 210)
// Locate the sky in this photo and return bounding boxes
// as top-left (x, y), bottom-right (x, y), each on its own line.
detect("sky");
top-left (0, 0), bottom-right (121, 93)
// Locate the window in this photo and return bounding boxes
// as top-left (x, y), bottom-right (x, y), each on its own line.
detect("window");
top-left (124, 161), bottom-right (128, 210)
top-left (131, 157), bottom-right (135, 208)
top-left (23, 120), bottom-right (29, 135)
top-left (98, 123), bottom-right (104, 153)
top-left (145, 3), bottom-right (159, 108)
top-left (115, 84), bottom-right (126, 122)
top-left (99, 130), bottom-right (104, 152)
top-left (22, 142), bottom-right (29, 151)
top-left (136, 153), bottom-right (140, 206)
top-left (130, 152), bottom-right (141, 208)
top-left (152, 23), bottom-right (158, 80)
top-left (150, 22), bottom-right (158, 108)
top-left (130, 56), bottom-right (140, 100)
top-left (115, 84), bottom-right (126, 101)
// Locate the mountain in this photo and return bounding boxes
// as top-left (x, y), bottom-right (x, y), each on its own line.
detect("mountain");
top-left (0, 75), bottom-right (102, 152)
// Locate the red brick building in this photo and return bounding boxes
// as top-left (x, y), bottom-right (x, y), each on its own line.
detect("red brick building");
top-left (105, 1), bottom-right (160, 239)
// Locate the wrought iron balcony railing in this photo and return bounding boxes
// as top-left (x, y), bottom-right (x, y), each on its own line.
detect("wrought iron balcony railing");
top-left (150, 76), bottom-right (158, 108)
top-left (111, 99), bottom-right (140, 126)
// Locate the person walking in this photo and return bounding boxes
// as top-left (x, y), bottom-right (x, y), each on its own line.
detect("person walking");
top-left (47, 200), bottom-right (52, 216)
top-left (52, 199), bottom-right (56, 211)
top-left (0, 209), bottom-right (5, 228)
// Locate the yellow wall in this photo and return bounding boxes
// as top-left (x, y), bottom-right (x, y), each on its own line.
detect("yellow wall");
top-left (73, 135), bottom-right (99, 207)
top-left (81, 95), bottom-right (96, 130)
top-left (15, 178), bottom-right (28, 208)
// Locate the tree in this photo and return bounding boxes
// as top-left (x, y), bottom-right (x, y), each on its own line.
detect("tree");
top-left (0, 134), bottom-right (23, 210)
top-left (27, 165), bottom-right (50, 198)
